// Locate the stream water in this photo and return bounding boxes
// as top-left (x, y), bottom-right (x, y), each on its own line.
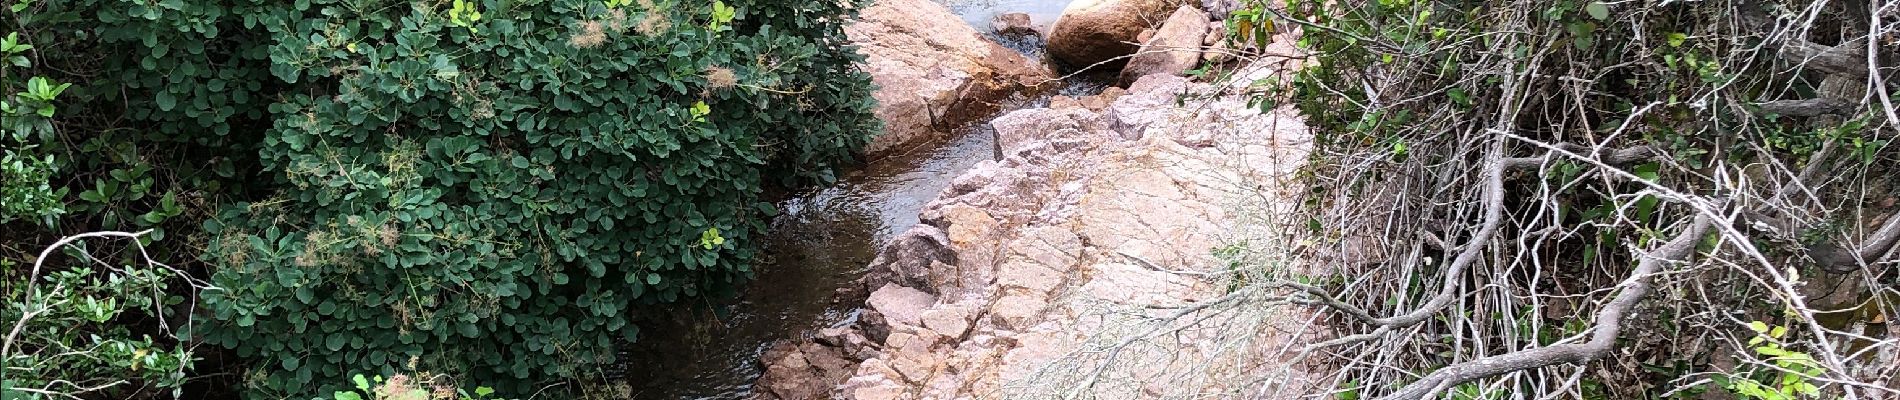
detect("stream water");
top-left (939, 0), bottom-right (1069, 35)
top-left (617, 122), bottom-right (1000, 400)
top-left (617, 1), bottom-right (1073, 398)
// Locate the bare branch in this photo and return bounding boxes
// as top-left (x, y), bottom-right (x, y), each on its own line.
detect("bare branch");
top-left (1503, 144), bottom-right (1661, 169)
top-left (1780, 38), bottom-right (1871, 77)
top-left (1376, 216), bottom-right (1715, 400)
top-left (1755, 98), bottom-right (1860, 117)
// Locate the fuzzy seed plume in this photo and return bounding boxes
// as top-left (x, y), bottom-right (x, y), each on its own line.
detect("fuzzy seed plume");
top-left (569, 20), bottom-right (607, 48)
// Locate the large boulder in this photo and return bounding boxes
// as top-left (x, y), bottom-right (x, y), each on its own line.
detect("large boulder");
top-left (1046, 0), bottom-right (1177, 70)
top-left (1118, 6), bottom-right (1210, 84)
top-left (849, 0), bottom-right (1055, 158)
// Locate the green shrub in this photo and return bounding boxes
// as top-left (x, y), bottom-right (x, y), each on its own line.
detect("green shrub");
top-left (194, 0), bottom-right (876, 397)
top-left (4, 0), bottom-right (876, 397)
top-left (2, 9), bottom-right (203, 397)
top-left (1, 233), bottom-right (197, 400)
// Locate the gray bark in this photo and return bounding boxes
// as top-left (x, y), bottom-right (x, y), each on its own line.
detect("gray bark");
top-left (1376, 216), bottom-right (1714, 400)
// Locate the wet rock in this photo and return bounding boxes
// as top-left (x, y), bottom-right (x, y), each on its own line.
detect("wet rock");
top-left (863, 225), bottom-right (958, 294)
top-left (817, 326), bottom-right (882, 360)
top-left (850, 0), bottom-right (1054, 158)
top-left (755, 343), bottom-right (819, 399)
top-left (754, 340), bottom-right (859, 400)
top-left (809, 343), bottom-right (858, 381)
top-left (1118, 6), bottom-right (1211, 85)
top-left (1047, 0), bottom-right (1176, 70)
top-left (991, 12), bottom-right (1037, 37)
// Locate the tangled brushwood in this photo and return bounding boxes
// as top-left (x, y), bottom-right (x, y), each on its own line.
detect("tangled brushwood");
top-left (1231, 0), bottom-right (1900, 398)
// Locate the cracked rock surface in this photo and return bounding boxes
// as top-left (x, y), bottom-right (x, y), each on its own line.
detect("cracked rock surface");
top-left (756, 52), bottom-right (1324, 398)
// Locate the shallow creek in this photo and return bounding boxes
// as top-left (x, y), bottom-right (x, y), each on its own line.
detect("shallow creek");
top-left (616, 1), bottom-right (1076, 398)
top-left (617, 120), bottom-right (1001, 399)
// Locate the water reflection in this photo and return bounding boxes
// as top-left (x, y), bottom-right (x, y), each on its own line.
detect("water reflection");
top-left (938, 0), bottom-right (1071, 34)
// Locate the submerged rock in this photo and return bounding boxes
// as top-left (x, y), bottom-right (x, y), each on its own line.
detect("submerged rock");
top-left (753, 340), bottom-right (859, 400)
top-left (1118, 5), bottom-right (1211, 85)
top-left (849, 0), bottom-right (1054, 158)
top-left (1046, 0), bottom-right (1176, 70)
top-left (862, 225), bottom-right (957, 295)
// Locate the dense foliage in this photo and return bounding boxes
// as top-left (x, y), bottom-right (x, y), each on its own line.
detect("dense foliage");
top-left (1, 0), bottom-right (877, 397)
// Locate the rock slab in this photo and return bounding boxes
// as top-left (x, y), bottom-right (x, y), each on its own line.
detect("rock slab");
top-left (849, 0), bottom-right (1053, 158)
top-left (1118, 5), bottom-right (1212, 85)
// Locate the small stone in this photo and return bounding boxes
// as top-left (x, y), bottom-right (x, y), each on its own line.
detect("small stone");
top-left (921, 306), bottom-right (975, 338)
top-left (815, 326), bottom-right (852, 347)
top-left (885, 331), bottom-right (941, 383)
top-left (922, 373), bottom-right (965, 398)
top-left (1085, 87), bottom-right (1129, 111)
top-left (991, 12), bottom-right (1037, 37)
top-left (936, 205), bottom-right (1000, 248)
top-left (863, 224), bottom-right (957, 294)
top-left (1049, 95), bottom-right (1081, 110)
top-left (1202, 0), bottom-right (1242, 19)
top-left (846, 375), bottom-right (908, 400)
top-left (989, 294), bottom-right (1048, 330)
top-left (1202, 25), bottom-right (1234, 64)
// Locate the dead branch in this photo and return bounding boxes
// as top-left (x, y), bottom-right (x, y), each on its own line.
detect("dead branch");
top-left (1503, 144), bottom-right (1660, 169)
top-left (1813, 211), bottom-right (1900, 273)
top-left (1780, 38), bottom-right (1872, 77)
top-left (1756, 98), bottom-right (1860, 117)
top-left (1377, 215), bottom-right (1715, 400)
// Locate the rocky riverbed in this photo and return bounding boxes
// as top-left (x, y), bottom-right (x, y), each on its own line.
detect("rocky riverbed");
top-left (752, 0), bottom-right (1322, 397)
